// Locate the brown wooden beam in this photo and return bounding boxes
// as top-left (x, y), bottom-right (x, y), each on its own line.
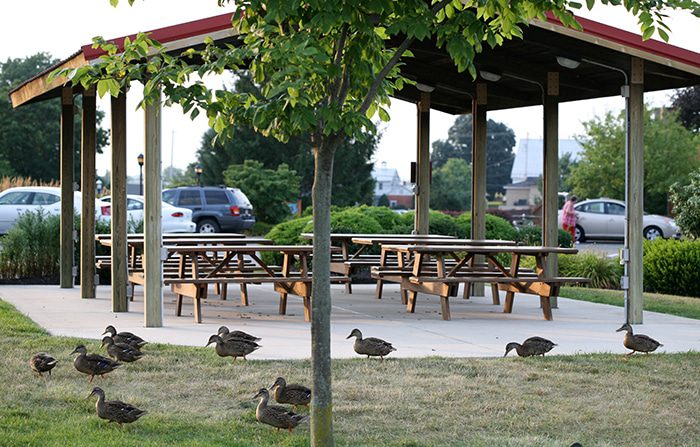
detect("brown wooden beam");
top-left (60, 87), bottom-right (75, 289)
top-left (144, 91), bottom-right (164, 327)
top-left (471, 84), bottom-right (487, 296)
top-left (111, 94), bottom-right (129, 312)
top-left (414, 91), bottom-right (431, 234)
top-left (543, 72), bottom-right (559, 308)
top-left (80, 86), bottom-right (97, 299)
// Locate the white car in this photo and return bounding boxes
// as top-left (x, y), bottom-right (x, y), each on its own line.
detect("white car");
top-left (101, 195), bottom-right (196, 233)
top-left (558, 197), bottom-right (680, 242)
top-left (0, 186), bottom-right (110, 234)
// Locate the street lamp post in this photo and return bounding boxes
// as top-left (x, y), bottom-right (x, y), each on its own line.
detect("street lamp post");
top-left (137, 153), bottom-right (145, 195)
top-left (195, 164), bottom-right (203, 187)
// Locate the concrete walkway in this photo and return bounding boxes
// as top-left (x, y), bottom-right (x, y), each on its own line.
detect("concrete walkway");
top-left (1, 283), bottom-right (698, 359)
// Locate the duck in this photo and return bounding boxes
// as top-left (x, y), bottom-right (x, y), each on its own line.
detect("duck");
top-left (270, 377), bottom-right (311, 410)
top-left (616, 323), bottom-right (662, 356)
top-left (102, 325), bottom-right (147, 349)
top-left (217, 325), bottom-right (261, 342)
top-left (206, 334), bottom-right (260, 361)
top-left (71, 345), bottom-right (121, 382)
top-left (346, 328), bottom-right (396, 360)
top-left (253, 388), bottom-right (307, 433)
top-left (88, 387), bottom-right (146, 426)
top-left (29, 353), bottom-right (58, 377)
top-left (101, 336), bottom-right (144, 363)
top-left (504, 336), bottom-right (557, 357)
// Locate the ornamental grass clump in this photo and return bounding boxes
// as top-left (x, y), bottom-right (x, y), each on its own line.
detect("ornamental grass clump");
top-left (0, 209), bottom-right (60, 279)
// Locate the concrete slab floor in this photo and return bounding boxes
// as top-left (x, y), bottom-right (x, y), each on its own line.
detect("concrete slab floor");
top-left (1, 283), bottom-right (698, 359)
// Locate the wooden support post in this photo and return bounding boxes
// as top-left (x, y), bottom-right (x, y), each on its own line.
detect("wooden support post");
top-left (471, 84), bottom-right (487, 296)
top-left (60, 87), bottom-right (74, 288)
top-left (111, 94), bottom-right (128, 312)
top-left (80, 86), bottom-right (97, 298)
top-left (414, 92), bottom-right (431, 234)
top-left (543, 72), bottom-right (560, 309)
top-left (144, 91), bottom-right (164, 327)
top-left (627, 58), bottom-right (644, 324)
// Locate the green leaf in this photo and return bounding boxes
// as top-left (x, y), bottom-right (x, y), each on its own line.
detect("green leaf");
top-left (569, 2), bottom-right (582, 9)
top-left (96, 80), bottom-right (110, 98)
top-left (642, 25), bottom-right (655, 41)
top-left (378, 107), bottom-right (390, 122)
top-left (110, 0), bottom-right (119, 6)
top-left (586, 0), bottom-right (595, 9)
top-left (657, 28), bottom-right (669, 42)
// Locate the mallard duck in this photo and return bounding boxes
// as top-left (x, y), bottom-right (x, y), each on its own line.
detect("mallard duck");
top-left (270, 377), bottom-right (311, 410)
top-left (88, 387), bottom-right (146, 426)
top-left (71, 345), bottom-right (121, 382)
top-left (346, 328), bottom-right (396, 360)
top-left (29, 353), bottom-right (57, 377)
top-left (504, 336), bottom-right (557, 357)
top-left (616, 323), bottom-right (662, 356)
top-left (206, 335), bottom-right (260, 361)
top-left (101, 336), bottom-right (144, 363)
top-left (102, 325), bottom-right (147, 349)
top-left (217, 325), bottom-right (261, 342)
top-left (253, 388), bottom-right (307, 433)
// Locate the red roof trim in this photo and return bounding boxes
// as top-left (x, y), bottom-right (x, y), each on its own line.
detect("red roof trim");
top-left (82, 12), bottom-right (233, 61)
top-left (544, 11), bottom-right (700, 68)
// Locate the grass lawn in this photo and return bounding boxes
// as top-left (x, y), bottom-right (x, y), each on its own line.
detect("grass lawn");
top-left (2, 299), bottom-right (700, 447)
top-left (559, 287), bottom-right (700, 320)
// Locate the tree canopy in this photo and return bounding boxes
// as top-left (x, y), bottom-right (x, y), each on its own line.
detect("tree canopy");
top-left (569, 108), bottom-right (699, 214)
top-left (431, 114), bottom-right (515, 198)
top-left (430, 158), bottom-right (472, 211)
top-left (0, 53), bottom-right (108, 182)
top-left (671, 86), bottom-right (700, 133)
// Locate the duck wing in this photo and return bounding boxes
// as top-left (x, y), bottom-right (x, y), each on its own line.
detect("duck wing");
top-left (85, 353), bottom-right (121, 373)
top-left (632, 334), bottom-right (662, 352)
top-left (224, 330), bottom-right (261, 342)
top-left (30, 353), bottom-right (58, 373)
top-left (365, 337), bottom-right (396, 352)
top-left (104, 400), bottom-right (146, 422)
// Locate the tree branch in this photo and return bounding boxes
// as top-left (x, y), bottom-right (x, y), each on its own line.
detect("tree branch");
top-left (329, 24), bottom-right (349, 105)
top-left (358, 0), bottom-right (452, 115)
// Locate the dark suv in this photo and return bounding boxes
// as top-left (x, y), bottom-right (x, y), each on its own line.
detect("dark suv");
top-left (162, 186), bottom-right (255, 233)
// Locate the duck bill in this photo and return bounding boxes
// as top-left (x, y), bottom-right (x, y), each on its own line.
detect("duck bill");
top-left (345, 334), bottom-right (352, 339)
top-left (615, 325), bottom-right (626, 332)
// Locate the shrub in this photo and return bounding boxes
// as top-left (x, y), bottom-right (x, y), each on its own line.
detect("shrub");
top-left (515, 225), bottom-right (573, 247)
top-left (644, 238), bottom-right (700, 297)
top-left (0, 210), bottom-right (60, 279)
top-left (302, 208), bottom-right (384, 234)
top-left (558, 252), bottom-right (622, 289)
top-left (455, 213), bottom-right (518, 241)
top-left (670, 170), bottom-right (700, 239)
top-left (356, 205), bottom-right (401, 230)
top-left (265, 216), bottom-right (313, 246)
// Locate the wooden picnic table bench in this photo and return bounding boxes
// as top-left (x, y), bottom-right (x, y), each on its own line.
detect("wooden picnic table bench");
top-left (363, 238), bottom-right (518, 300)
top-left (381, 244), bottom-right (589, 321)
top-left (164, 244), bottom-right (347, 323)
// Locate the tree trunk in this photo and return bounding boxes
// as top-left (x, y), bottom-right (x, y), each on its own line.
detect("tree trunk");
top-left (310, 140), bottom-right (335, 447)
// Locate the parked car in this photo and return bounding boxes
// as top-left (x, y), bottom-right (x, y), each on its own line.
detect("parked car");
top-left (101, 195), bottom-right (196, 233)
top-left (0, 186), bottom-right (109, 234)
top-left (162, 186), bottom-right (255, 233)
top-left (557, 197), bottom-right (680, 242)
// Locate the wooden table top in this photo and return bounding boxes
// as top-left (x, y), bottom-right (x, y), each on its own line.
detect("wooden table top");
top-left (300, 233), bottom-right (455, 241)
top-left (352, 237), bottom-right (516, 246)
top-left (383, 244), bottom-right (579, 255)
top-left (98, 237), bottom-right (271, 247)
top-left (95, 232), bottom-right (245, 240)
top-left (165, 244), bottom-right (323, 253)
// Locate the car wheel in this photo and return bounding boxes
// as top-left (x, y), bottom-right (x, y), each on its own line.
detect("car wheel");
top-left (196, 219), bottom-right (220, 233)
top-left (575, 225), bottom-right (585, 243)
top-left (644, 226), bottom-right (663, 241)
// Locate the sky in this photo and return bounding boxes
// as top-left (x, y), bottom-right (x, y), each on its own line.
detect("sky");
top-left (1, 1), bottom-right (698, 181)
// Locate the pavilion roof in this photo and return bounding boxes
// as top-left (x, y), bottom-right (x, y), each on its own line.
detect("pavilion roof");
top-left (10, 11), bottom-right (700, 112)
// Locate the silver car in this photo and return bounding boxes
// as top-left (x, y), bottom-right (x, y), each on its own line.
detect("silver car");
top-left (558, 198), bottom-right (680, 242)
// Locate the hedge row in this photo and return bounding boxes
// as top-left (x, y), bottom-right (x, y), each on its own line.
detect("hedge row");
top-left (265, 206), bottom-right (573, 247)
top-left (644, 238), bottom-right (700, 297)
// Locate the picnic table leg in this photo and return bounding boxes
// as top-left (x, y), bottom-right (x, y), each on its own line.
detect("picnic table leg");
top-left (176, 294), bottom-right (183, 316)
top-left (406, 290), bottom-right (418, 313)
top-left (303, 294), bottom-right (311, 322)
top-left (503, 291), bottom-right (515, 314)
top-left (540, 296), bottom-right (553, 320)
top-left (375, 247), bottom-right (389, 299)
top-left (400, 287), bottom-right (408, 305)
top-left (491, 283), bottom-right (501, 305)
top-left (462, 283), bottom-right (471, 300)
top-left (278, 292), bottom-right (288, 315)
top-left (176, 253), bottom-right (186, 316)
top-left (240, 284), bottom-right (249, 306)
top-left (220, 283), bottom-right (228, 301)
top-left (440, 296), bottom-right (451, 320)
top-left (278, 253), bottom-right (291, 315)
top-left (193, 295), bottom-right (202, 323)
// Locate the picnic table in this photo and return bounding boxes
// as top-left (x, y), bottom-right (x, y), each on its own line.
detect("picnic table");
top-left (299, 233), bottom-right (454, 292)
top-left (381, 244), bottom-right (589, 321)
top-left (354, 237), bottom-right (517, 300)
top-left (164, 244), bottom-right (343, 323)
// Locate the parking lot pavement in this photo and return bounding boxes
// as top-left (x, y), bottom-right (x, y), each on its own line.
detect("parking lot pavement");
top-left (576, 241), bottom-right (622, 258)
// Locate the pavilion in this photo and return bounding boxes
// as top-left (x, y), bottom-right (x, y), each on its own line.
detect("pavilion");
top-left (8, 11), bottom-right (700, 327)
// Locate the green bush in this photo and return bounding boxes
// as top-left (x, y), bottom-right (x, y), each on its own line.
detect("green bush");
top-left (644, 238), bottom-right (700, 297)
top-left (302, 208), bottom-right (383, 234)
top-left (558, 252), bottom-right (622, 289)
top-left (515, 225), bottom-right (573, 247)
top-left (0, 210), bottom-right (60, 279)
top-left (454, 213), bottom-right (518, 241)
top-left (394, 210), bottom-right (460, 236)
top-left (264, 216), bottom-right (313, 245)
top-left (356, 205), bottom-right (401, 230)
